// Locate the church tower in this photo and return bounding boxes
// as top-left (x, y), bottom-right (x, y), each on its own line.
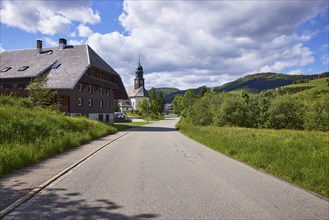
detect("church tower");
top-left (134, 59), bottom-right (145, 89)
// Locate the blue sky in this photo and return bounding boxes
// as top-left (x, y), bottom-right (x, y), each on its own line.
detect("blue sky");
top-left (1, 0), bottom-right (328, 89)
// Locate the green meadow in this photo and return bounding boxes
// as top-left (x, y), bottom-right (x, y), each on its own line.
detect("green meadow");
top-left (178, 119), bottom-right (329, 198)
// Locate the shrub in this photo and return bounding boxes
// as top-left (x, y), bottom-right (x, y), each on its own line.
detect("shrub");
top-left (304, 94), bottom-right (329, 131)
top-left (266, 95), bottom-right (304, 129)
top-left (213, 95), bottom-right (252, 127)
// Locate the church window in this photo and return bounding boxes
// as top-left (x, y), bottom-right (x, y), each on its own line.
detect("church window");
top-left (88, 85), bottom-right (92, 93)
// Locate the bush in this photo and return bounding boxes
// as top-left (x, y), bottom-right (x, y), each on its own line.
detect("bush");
top-left (186, 95), bottom-right (212, 126)
top-left (213, 95), bottom-right (252, 127)
top-left (266, 96), bottom-right (304, 129)
top-left (304, 95), bottom-right (329, 131)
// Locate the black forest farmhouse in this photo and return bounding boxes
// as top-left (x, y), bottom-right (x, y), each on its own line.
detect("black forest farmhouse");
top-left (0, 39), bottom-right (128, 123)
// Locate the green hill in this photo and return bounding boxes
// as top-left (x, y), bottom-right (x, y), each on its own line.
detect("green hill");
top-left (155, 72), bottom-right (329, 102)
top-left (277, 76), bottom-right (329, 97)
top-left (153, 87), bottom-right (180, 95)
top-left (213, 72), bottom-right (310, 93)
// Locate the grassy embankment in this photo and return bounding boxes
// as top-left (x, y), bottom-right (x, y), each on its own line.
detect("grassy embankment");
top-left (177, 119), bottom-right (329, 198)
top-left (0, 96), bottom-right (124, 178)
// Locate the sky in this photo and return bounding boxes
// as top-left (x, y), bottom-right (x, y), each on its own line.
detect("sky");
top-left (0, 0), bottom-right (328, 90)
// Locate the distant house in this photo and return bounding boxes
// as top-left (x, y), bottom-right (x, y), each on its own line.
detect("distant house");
top-left (121, 60), bottom-right (149, 111)
top-left (0, 38), bottom-right (128, 123)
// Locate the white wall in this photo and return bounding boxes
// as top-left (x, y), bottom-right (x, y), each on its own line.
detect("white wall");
top-left (130, 97), bottom-right (149, 110)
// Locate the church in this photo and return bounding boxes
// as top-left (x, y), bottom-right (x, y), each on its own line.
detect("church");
top-left (120, 60), bottom-right (149, 112)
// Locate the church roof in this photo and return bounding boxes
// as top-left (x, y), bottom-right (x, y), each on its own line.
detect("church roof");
top-left (127, 86), bottom-right (149, 98)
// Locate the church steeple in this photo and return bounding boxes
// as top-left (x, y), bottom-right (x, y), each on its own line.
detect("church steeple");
top-left (134, 58), bottom-right (145, 89)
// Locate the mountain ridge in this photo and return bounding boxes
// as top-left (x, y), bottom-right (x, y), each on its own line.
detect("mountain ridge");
top-left (150, 72), bottom-right (329, 102)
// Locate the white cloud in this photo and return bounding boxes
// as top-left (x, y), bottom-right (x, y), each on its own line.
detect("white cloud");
top-left (77, 24), bottom-right (94, 38)
top-left (287, 69), bottom-right (304, 75)
top-left (2, 0), bottom-right (327, 89)
top-left (68, 39), bottom-right (85, 46)
top-left (0, 0), bottom-right (100, 35)
top-left (44, 37), bottom-right (57, 47)
top-left (259, 43), bottom-right (314, 72)
top-left (85, 1), bottom-right (327, 89)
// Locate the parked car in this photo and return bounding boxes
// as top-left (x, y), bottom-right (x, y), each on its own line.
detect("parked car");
top-left (114, 112), bottom-right (130, 122)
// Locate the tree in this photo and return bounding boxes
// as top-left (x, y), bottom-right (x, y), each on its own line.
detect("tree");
top-left (304, 94), bottom-right (329, 131)
top-left (186, 95), bottom-right (212, 126)
top-left (138, 98), bottom-right (149, 115)
top-left (213, 95), bottom-right (253, 127)
top-left (266, 95), bottom-right (304, 129)
top-left (156, 91), bottom-right (165, 113)
top-left (172, 95), bottom-right (184, 115)
top-left (149, 87), bottom-right (156, 102)
top-left (199, 86), bottom-right (210, 97)
top-left (27, 75), bottom-right (56, 108)
top-left (150, 99), bottom-right (159, 114)
top-left (114, 100), bottom-right (121, 112)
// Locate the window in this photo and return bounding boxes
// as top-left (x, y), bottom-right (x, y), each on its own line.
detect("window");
top-left (100, 100), bottom-right (103, 107)
top-left (88, 98), bottom-right (93, 107)
top-left (18, 66), bottom-right (29, 71)
top-left (106, 89), bottom-right (110, 96)
top-left (1, 67), bottom-right (12, 72)
top-left (51, 63), bottom-right (61, 69)
top-left (106, 100), bottom-right (110, 108)
top-left (78, 83), bottom-right (83, 92)
top-left (88, 85), bottom-right (92, 93)
top-left (78, 98), bottom-right (83, 106)
top-left (99, 87), bottom-right (103, 95)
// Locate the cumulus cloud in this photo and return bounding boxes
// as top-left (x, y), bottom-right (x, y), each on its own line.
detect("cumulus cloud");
top-left (84, 1), bottom-right (327, 89)
top-left (0, 0), bottom-right (100, 35)
top-left (2, 0), bottom-right (327, 89)
top-left (77, 24), bottom-right (93, 38)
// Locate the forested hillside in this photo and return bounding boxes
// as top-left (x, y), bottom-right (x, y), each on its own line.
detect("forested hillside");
top-left (155, 72), bottom-right (329, 102)
top-left (213, 72), bottom-right (329, 93)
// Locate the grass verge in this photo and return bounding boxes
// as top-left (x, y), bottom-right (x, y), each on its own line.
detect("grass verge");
top-left (0, 96), bottom-right (117, 178)
top-left (177, 119), bottom-right (329, 198)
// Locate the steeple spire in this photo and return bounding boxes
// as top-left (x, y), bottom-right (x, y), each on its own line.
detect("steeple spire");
top-left (134, 58), bottom-right (144, 89)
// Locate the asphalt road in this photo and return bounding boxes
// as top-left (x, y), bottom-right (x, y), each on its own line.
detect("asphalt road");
top-left (8, 117), bottom-right (329, 219)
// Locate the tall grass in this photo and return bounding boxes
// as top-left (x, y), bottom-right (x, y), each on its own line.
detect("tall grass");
top-left (178, 119), bottom-right (329, 198)
top-left (0, 96), bottom-right (117, 178)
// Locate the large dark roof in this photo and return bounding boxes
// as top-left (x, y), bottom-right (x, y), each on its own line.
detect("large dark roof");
top-left (0, 45), bottom-right (123, 91)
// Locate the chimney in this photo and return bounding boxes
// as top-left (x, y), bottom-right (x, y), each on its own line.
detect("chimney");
top-left (58, 38), bottom-right (67, 50)
top-left (36, 40), bottom-right (42, 54)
